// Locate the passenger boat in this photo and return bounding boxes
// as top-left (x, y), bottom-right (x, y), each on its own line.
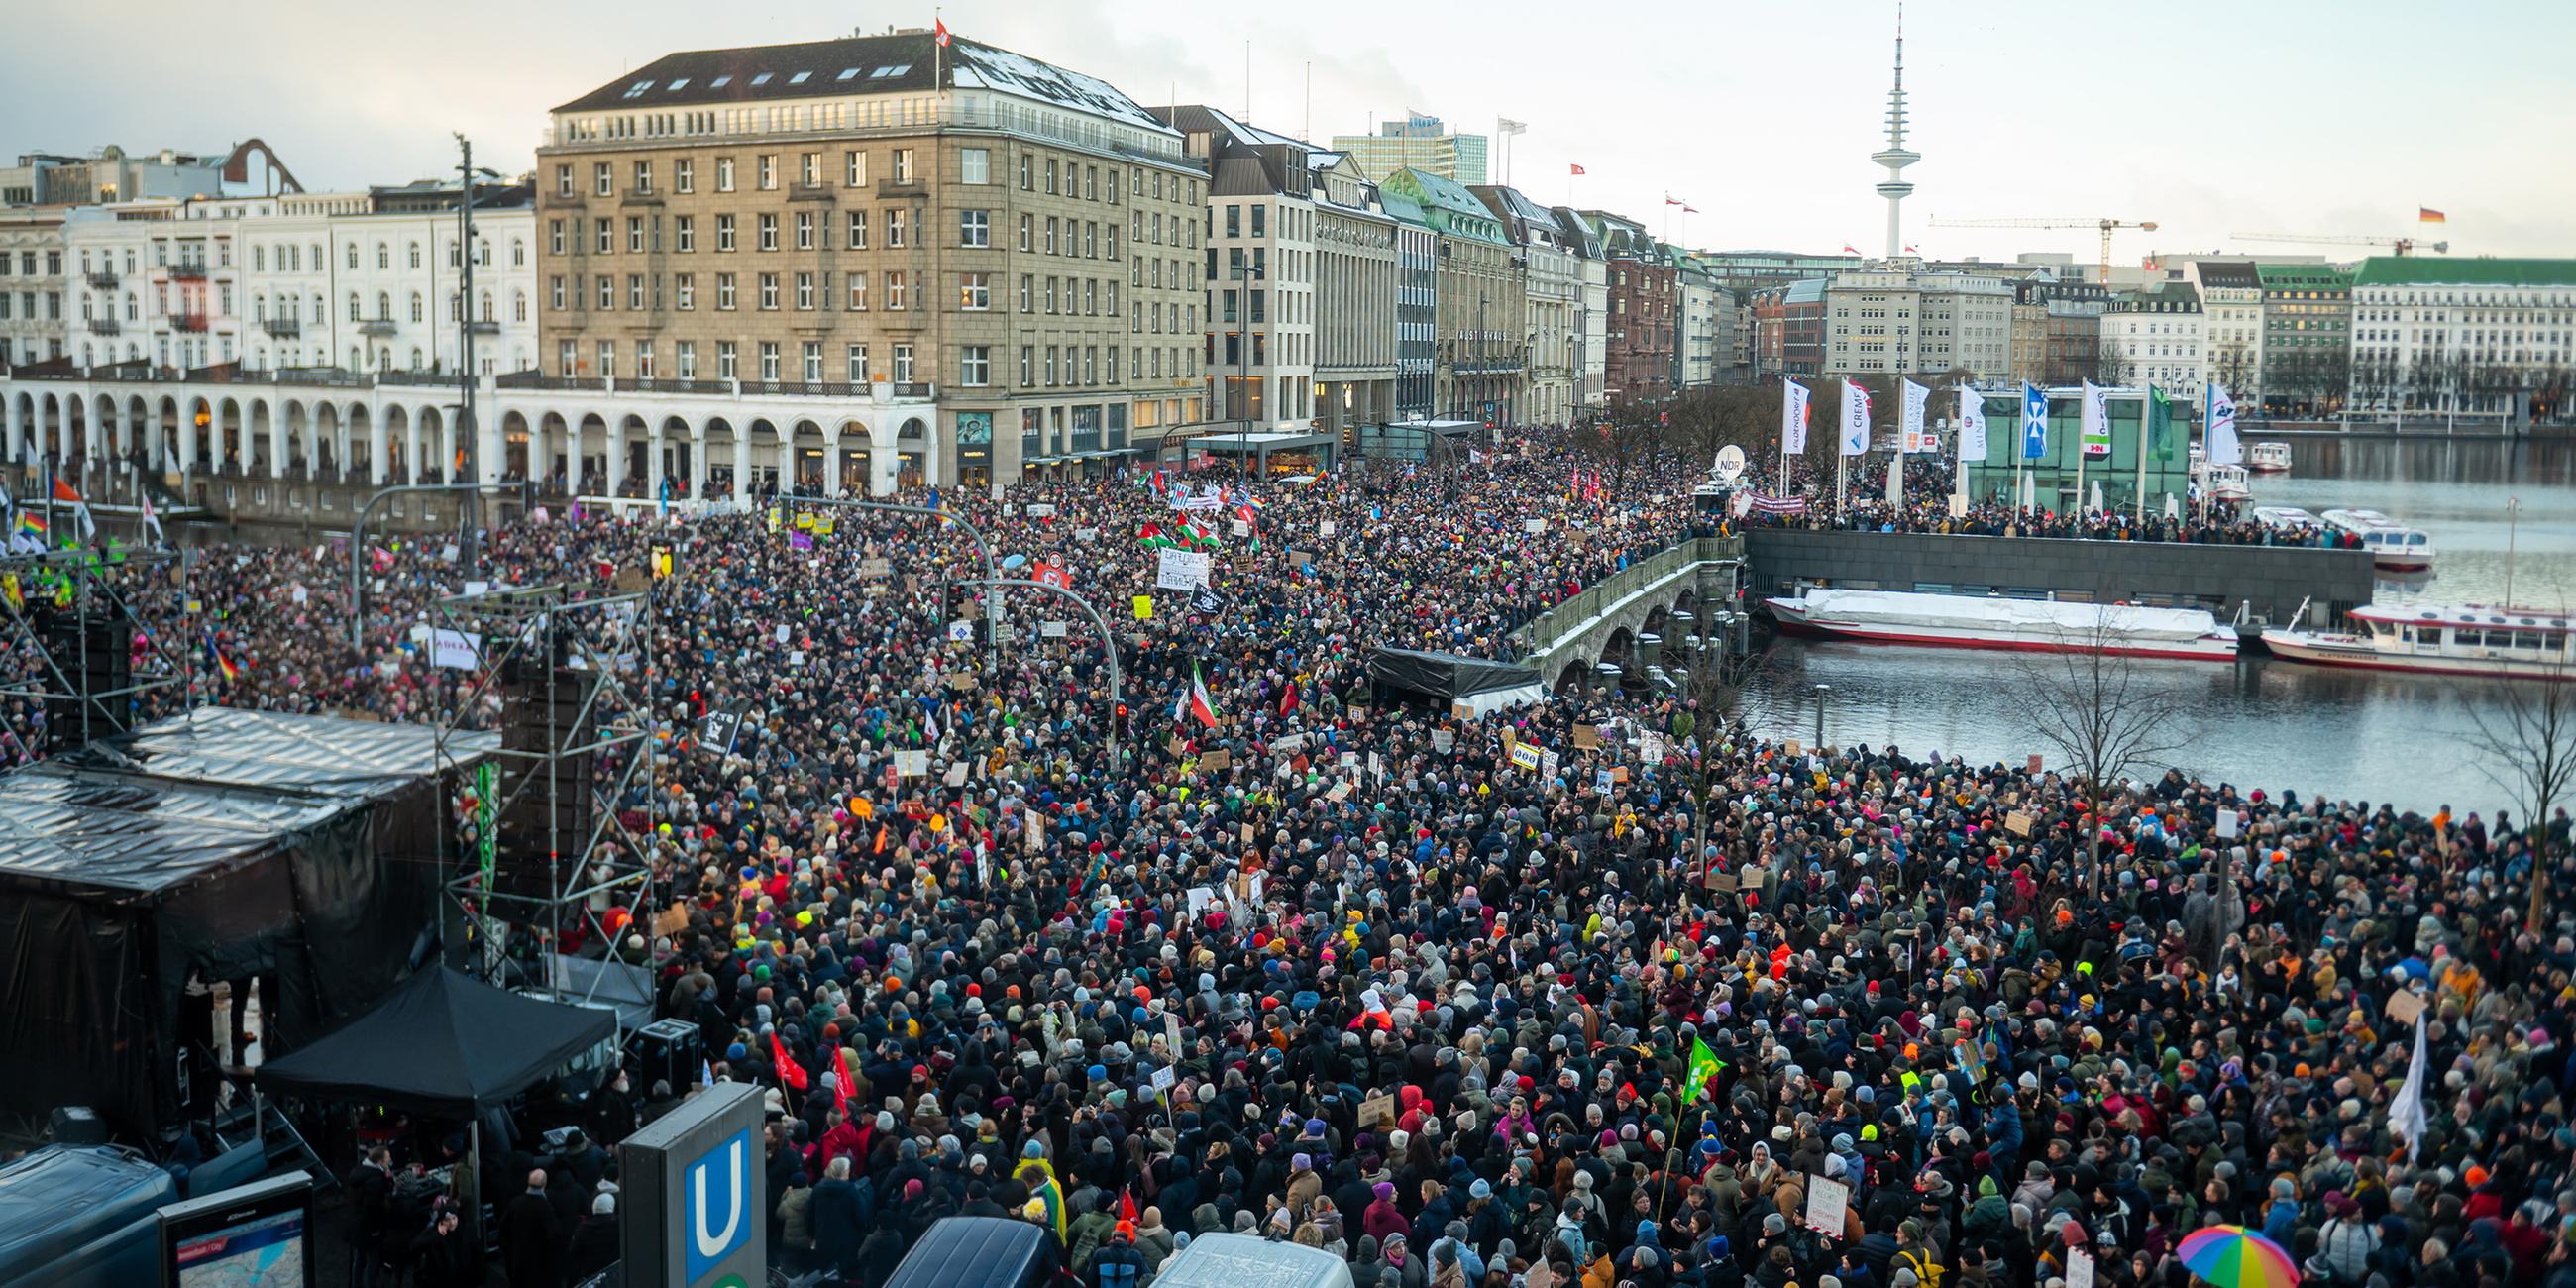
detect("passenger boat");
top-left (1765, 588), bottom-right (2240, 661)
top-left (2192, 459), bottom-right (2252, 503)
top-left (2251, 505), bottom-right (2322, 531)
top-left (2261, 603), bottom-right (2574, 681)
top-left (2320, 508), bottom-right (2436, 572)
top-left (2248, 442), bottom-right (2294, 474)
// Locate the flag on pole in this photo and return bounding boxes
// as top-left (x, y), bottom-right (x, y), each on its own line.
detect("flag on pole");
top-left (2417, 207), bottom-right (2445, 224)
top-left (1664, 194), bottom-right (1684, 207)
top-left (1839, 380), bottom-right (1872, 457)
top-left (2080, 380), bottom-right (2111, 457)
top-left (2388, 1010), bottom-right (2430, 1161)
top-left (934, 18), bottom-right (951, 46)
top-left (2020, 383), bottom-right (2050, 460)
top-left (52, 476), bottom-right (94, 541)
top-left (2205, 380), bottom-right (2242, 466)
top-left (832, 1045), bottom-right (856, 1116)
top-left (1568, 163), bottom-right (1586, 176)
top-left (1898, 378), bottom-right (1931, 453)
top-left (1840, 244), bottom-right (1861, 256)
top-left (1959, 387), bottom-right (1989, 462)
top-left (140, 491), bottom-right (165, 543)
top-left (2147, 385), bottom-right (2176, 460)
top-left (1780, 377), bottom-right (1810, 456)
top-left (1683, 1035), bottom-right (1726, 1103)
top-left (771, 1030), bottom-right (808, 1091)
top-left (1187, 662), bottom-right (1219, 728)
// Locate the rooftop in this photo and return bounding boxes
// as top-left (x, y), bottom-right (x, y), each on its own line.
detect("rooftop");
top-left (2353, 257), bottom-right (2576, 288)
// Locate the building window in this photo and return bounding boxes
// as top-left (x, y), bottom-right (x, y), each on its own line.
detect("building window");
top-left (960, 147), bottom-right (990, 185)
top-left (633, 160), bottom-right (654, 192)
top-left (596, 277), bottom-right (613, 310)
top-left (593, 162), bottom-right (611, 196)
top-left (800, 152), bottom-right (821, 186)
top-left (893, 344), bottom-right (913, 382)
top-left (758, 273), bottom-right (779, 310)
top-left (796, 272), bottom-right (814, 310)
top-left (715, 215), bottom-right (735, 252)
top-left (886, 210), bottom-right (907, 248)
top-left (636, 339), bottom-right (656, 378)
top-left (846, 211), bottom-right (868, 250)
top-left (555, 164), bottom-right (573, 196)
top-left (804, 340), bottom-right (823, 383)
top-left (408, 291), bottom-right (424, 322)
top-left (758, 214), bottom-right (779, 252)
top-left (757, 155), bottom-right (777, 189)
top-left (959, 210), bottom-right (989, 247)
top-left (715, 157), bottom-right (735, 191)
top-left (1045, 159), bottom-right (1059, 194)
top-left (596, 340), bottom-right (613, 378)
top-left (675, 273), bottom-right (694, 309)
top-left (1020, 346), bottom-right (1033, 385)
top-left (959, 273), bottom-right (989, 310)
top-left (717, 341), bottom-right (737, 379)
top-left (676, 159), bottom-right (694, 193)
top-left (1020, 154), bottom-right (1032, 190)
top-left (628, 274), bottom-right (644, 309)
top-left (595, 219), bottom-right (612, 254)
top-left (716, 273), bottom-right (736, 310)
top-left (676, 216), bottom-right (695, 253)
top-left (845, 151), bottom-right (868, 187)
top-left (1020, 214), bottom-right (1034, 252)
top-left (893, 149), bottom-right (914, 184)
top-left (795, 211), bottom-right (814, 250)
top-left (961, 345), bottom-right (990, 386)
top-left (886, 272), bottom-right (908, 310)
top-left (677, 340), bottom-right (697, 378)
top-left (846, 343), bottom-right (869, 383)
top-left (846, 274), bottom-right (867, 310)
top-left (1020, 275), bottom-right (1033, 312)
top-left (759, 341), bottom-right (780, 381)
top-left (627, 217), bottom-right (645, 253)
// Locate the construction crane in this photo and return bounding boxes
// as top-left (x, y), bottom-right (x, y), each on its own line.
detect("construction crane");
top-left (2232, 233), bottom-right (2448, 257)
top-left (1927, 216), bottom-right (2159, 285)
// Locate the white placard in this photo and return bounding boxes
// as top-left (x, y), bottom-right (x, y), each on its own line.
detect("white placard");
top-left (463, 580), bottom-right (490, 595)
top-left (1318, 520), bottom-right (1337, 538)
top-left (1150, 1065), bottom-right (1177, 1095)
top-left (440, 543), bottom-right (460, 563)
top-left (2066, 1246), bottom-right (2094, 1288)
top-left (1042, 621), bottom-right (1069, 638)
top-left (774, 623), bottom-right (792, 644)
top-left (948, 620), bottom-right (973, 642)
top-left (894, 750), bottom-right (929, 778)
top-left (1026, 502), bottom-right (1057, 517)
top-left (1803, 1176), bottom-right (1848, 1236)
top-left (428, 627), bottom-right (483, 670)
top-left (1230, 519), bottom-right (1249, 537)
top-left (290, 585), bottom-right (308, 604)
top-left (788, 650), bottom-right (806, 665)
top-left (1523, 518), bottom-right (1546, 534)
top-left (1076, 527), bottom-right (1099, 542)
top-left (1155, 547), bottom-right (1212, 590)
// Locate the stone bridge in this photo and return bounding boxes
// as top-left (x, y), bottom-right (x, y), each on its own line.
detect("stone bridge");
top-left (1509, 536), bottom-right (1745, 693)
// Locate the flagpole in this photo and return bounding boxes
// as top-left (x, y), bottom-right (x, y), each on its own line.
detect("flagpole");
top-left (2134, 383), bottom-right (2150, 526)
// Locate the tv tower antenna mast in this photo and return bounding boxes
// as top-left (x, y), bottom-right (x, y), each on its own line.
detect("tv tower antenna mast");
top-left (1872, 1), bottom-right (1920, 261)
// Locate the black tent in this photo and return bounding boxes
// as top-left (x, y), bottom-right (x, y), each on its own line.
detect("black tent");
top-left (256, 967), bottom-right (614, 1115)
top-left (1367, 646), bottom-right (1544, 709)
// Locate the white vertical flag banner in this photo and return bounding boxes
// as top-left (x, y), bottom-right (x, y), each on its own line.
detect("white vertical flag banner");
top-left (1959, 387), bottom-right (1989, 462)
top-left (2080, 380), bottom-right (2111, 457)
top-left (2020, 383), bottom-right (2051, 460)
top-left (2206, 380), bottom-right (2242, 466)
top-left (2389, 1010), bottom-right (2430, 1161)
top-left (1780, 378), bottom-right (1810, 456)
top-left (1899, 378), bottom-right (1930, 453)
top-left (1839, 380), bottom-right (1872, 457)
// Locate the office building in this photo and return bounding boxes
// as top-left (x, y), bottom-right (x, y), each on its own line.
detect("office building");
top-left (1329, 113), bottom-right (1487, 185)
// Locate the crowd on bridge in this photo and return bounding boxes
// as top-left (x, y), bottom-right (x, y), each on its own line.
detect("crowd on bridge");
top-left (8, 430), bottom-right (2573, 1288)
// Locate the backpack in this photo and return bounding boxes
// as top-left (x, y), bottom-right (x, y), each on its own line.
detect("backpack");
top-left (1896, 1247), bottom-right (1945, 1288)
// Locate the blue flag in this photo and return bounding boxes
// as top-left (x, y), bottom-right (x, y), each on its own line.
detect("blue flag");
top-left (2020, 383), bottom-right (2050, 460)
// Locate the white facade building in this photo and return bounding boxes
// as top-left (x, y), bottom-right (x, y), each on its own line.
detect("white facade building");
top-left (2348, 257), bottom-right (2576, 422)
top-left (0, 208), bottom-right (68, 367)
top-left (2099, 282), bottom-right (2204, 410)
top-left (1824, 267), bottom-right (2013, 380)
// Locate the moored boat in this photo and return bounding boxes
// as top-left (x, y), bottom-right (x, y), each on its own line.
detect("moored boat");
top-left (2193, 459), bottom-right (2252, 503)
top-left (2261, 603), bottom-right (2574, 681)
top-left (2321, 508), bottom-right (2436, 572)
top-left (2248, 441), bottom-right (2293, 474)
top-left (1765, 589), bottom-right (2240, 661)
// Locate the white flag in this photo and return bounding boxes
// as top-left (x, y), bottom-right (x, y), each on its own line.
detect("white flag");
top-left (141, 492), bottom-right (165, 543)
top-left (2206, 380), bottom-right (2242, 466)
top-left (2080, 380), bottom-right (2111, 458)
top-left (1839, 380), bottom-right (1872, 457)
top-left (1899, 378), bottom-right (1931, 454)
top-left (1958, 387), bottom-right (1989, 462)
top-left (1780, 377), bottom-right (1811, 456)
top-left (2389, 1010), bottom-right (2430, 1161)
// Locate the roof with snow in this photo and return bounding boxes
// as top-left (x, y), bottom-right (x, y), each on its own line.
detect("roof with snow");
top-left (554, 31), bottom-right (1178, 142)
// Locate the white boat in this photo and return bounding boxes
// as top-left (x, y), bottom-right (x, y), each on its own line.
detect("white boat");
top-left (2321, 508), bottom-right (2435, 572)
top-left (2193, 459), bottom-right (2252, 503)
top-left (1766, 588), bottom-right (2240, 661)
top-left (2262, 603), bottom-right (2574, 681)
top-left (2251, 505), bottom-right (2321, 530)
top-left (2248, 442), bottom-right (2294, 474)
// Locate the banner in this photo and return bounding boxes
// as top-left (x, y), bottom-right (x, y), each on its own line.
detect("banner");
top-left (1898, 378), bottom-right (1931, 453)
top-left (1839, 380), bottom-right (1872, 457)
top-left (428, 627), bottom-right (483, 670)
top-left (2206, 380), bottom-right (2241, 466)
top-left (2020, 383), bottom-right (2049, 460)
top-left (2147, 385), bottom-right (2176, 460)
top-left (1154, 547), bottom-right (1212, 590)
top-left (2081, 380), bottom-right (2110, 457)
top-left (1780, 377), bottom-right (1810, 456)
top-left (1959, 387), bottom-right (1988, 462)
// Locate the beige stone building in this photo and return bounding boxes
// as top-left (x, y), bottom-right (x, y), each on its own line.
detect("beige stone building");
top-left (535, 28), bottom-right (1207, 493)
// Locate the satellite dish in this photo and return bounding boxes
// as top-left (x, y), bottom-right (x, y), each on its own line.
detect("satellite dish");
top-left (1713, 445), bottom-right (1747, 483)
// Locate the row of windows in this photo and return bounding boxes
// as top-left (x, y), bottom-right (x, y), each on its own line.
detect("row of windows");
top-left (547, 334), bottom-right (1199, 392)
top-left (549, 208), bottom-right (1144, 263)
top-left (548, 269), bottom-right (1139, 320)
top-left (555, 147), bottom-right (1200, 209)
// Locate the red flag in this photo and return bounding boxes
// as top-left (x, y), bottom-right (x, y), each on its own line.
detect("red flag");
top-left (934, 18), bottom-right (950, 47)
top-left (51, 477), bottom-right (82, 507)
top-left (1683, 204), bottom-right (1698, 214)
top-left (832, 1045), bottom-right (856, 1116)
top-left (1121, 1190), bottom-right (1139, 1224)
top-left (1841, 245), bottom-right (1862, 256)
top-left (1279, 681), bottom-right (1298, 717)
top-left (1664, 194), bottom-right (1684, 206)
top-left (1569, 163), bottom-right (1586, 176)
top-left (2418, 206), bottom-right (2445, 224)
top-left (771, 1030), bottom-right (808, 1091)
top-left (1035, 561), bottom-right (1071, 590)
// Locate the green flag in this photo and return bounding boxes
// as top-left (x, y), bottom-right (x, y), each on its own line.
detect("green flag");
top-left (2148, 386), bottom-right (2175, 461)
top-left (1684, 1035), bottom-right (1726, 1103)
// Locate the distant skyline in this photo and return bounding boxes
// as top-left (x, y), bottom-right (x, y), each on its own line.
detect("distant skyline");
top-left (6, 0), bottom-right (2572, 265)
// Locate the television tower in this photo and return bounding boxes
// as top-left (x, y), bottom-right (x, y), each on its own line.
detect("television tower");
top-left (1872, 2), bottom-right (1919, 261)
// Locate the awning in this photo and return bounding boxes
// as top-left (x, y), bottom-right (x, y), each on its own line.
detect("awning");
top-left (256, 967), bottom-right (614, 1116)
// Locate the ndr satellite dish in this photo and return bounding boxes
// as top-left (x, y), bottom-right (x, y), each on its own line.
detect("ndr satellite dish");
top-left (1713, 445), bottom-right (1747, 483)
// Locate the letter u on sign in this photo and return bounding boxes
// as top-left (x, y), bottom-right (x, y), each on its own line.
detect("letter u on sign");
top-left (685, 1127), bottom-right (753, 1281)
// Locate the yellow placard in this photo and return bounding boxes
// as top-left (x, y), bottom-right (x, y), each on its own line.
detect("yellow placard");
top-left (1132, 595), bottom-right (1153, 621)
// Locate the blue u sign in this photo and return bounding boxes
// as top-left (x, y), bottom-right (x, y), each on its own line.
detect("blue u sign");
top-left (684, 1127), bottom-right (754, 1283)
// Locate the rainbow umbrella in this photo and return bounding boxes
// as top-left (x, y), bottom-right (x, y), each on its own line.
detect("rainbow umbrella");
top-left (2175, 1225), bottom-right (2299, 1288)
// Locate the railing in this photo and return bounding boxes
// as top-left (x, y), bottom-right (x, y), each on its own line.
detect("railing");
top-left (541, 98), bottom-right (1190, 164)
top-left (1508, 535), bottom-right (1742, 662)
top-left (86, 270), bottom-right (118, 289)
top-left (85, 318), bottom-right (120, 335)
top-left (892, 381), bottom-right (934, 399)
top-left (356, 318), bottom-right (396, 336)
top-left (261, 317), bottom-right (301, 337)
top-left (377, 370), bottom-right (461, 387)
top-left (541, 189), bottom-right (586, 208)
top-left (494, 372), bottom-right (604, 391)
top-left (876, 177), bottom-right (927, 199)
top-left (787, 182), bottom-right (838, 202)
top-left (619, 186), bottom-right (663, 205)
top-left (171, 312), bottom-right (208, 333)
top-left (166, 264), bottom-right (208, 280)
top-left (624, 377), bottom-right (733, 395)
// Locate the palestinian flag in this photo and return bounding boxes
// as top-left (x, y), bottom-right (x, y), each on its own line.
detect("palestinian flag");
top-left (1188, 662), bottom-right (1219, 728)
top-left (1136, 522), bottom-right (1175, 549)
top-left (1182, 521), bottom-right (1219, 549)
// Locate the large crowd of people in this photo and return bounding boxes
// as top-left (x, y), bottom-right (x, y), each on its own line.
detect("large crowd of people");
top-left (16, 433), bottom-right (2573, 1288)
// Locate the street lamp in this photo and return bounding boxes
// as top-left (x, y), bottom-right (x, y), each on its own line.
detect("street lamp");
top-left (1812, 682), bottom-right (1831, 752)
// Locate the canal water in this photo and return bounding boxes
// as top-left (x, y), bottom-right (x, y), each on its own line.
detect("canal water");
top-left (1733, 434), bottom-right (2576, 814)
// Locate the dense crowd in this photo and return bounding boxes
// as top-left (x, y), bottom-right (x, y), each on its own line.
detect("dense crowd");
top-left (1711, 453), bottom-right (2358, 547)
top-left (19, 435), bottom-right (2575, 1288)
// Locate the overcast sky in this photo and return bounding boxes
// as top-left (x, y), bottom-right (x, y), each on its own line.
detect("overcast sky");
top-left (8, 0), bottom-right (2572, 263)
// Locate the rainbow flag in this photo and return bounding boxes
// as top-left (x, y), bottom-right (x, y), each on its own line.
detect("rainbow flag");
top-left (15, 511), bottom-right (44, 540)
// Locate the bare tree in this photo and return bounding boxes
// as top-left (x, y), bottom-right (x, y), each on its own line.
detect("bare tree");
top-left (2015, 609), bottom-right (2185, 897)
top-left (2462, 653), bottom-right (2576, 934)
top-left (1676, 623), bottom-right (1750, 879)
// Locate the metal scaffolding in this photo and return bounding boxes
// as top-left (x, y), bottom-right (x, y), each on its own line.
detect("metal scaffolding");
top-left (430, 580), bottom-right (660, 1005)
top-left (0, 546), bottom-right (197, 757)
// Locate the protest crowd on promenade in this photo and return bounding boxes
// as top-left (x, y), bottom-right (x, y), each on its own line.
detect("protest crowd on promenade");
top-left (12, 432), bottom-right (2571, 1288)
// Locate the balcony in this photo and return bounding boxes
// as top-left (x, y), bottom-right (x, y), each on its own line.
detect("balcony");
top-left (624, 378), bottom-right (733, 395)
top-left (619, 186), bottom-right (664, 207)
top-left (166, 264), bottom-right (207, 281)
top-left (542, 188), bottom-right (587, 209)
top-left (879, 309), bottom-right (926, 332)
top-left (495, 372), bottom-right (605, 391)
top-left (787, 182), bottom-right (838, 204)
top-left (170, 313), bottom-right (208, 333)
top-left (876, 176), bottom-right (927, 200)
top-left (378, 369), bottom-right (463, 387)
top-left (86, 270), bottom-right (118, 289)
top-left (86, 318), bottom-right (121, 335)
top-left (465, 319), bottom-right (501, 336)
top-left (892, 381), bottom-right (934, 399)
top-left (357, 317), bottom-right (397, 337)
top-left (262, 317), bottom-right (301, 338)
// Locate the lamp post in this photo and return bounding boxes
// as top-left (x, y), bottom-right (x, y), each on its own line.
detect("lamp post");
top-left (952, 576), bottom-right (1125, 768)
top-left (453, 135), bottom-right (501, 490)
top-left (758, 494), bottom-right (1005, 663)
top-left (1812, 682), bottom-right (1831, 752)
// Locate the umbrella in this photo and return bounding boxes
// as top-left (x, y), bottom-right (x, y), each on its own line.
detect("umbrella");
top-left (2175, 1225), bottom-right (2298, 1288)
